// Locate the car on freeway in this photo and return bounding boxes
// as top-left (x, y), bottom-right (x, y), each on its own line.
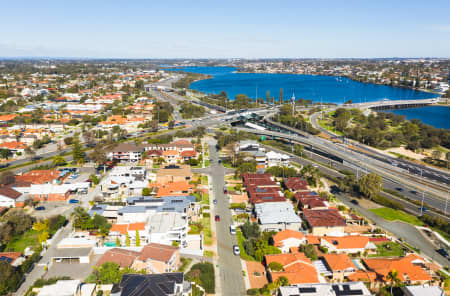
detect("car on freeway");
top-left (233, 245), bottom-right (240, 255)
top-left (436, 248), bottom-right (449, 260)
top-left (410, 190), bottom-right (418, 194)
top-left (215, 215), bottom-right (220, 222)
top-left (395, 187), bottom-right (403, 191)
top-left (35, 206), bottom-right (45, 211)
top-left (418, 206), bottom-right (428, 212)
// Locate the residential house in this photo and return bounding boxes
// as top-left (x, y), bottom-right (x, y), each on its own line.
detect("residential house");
top-left (180, 150), bottom-right (197, 162)
top-left (108, 143), bottom-right (142, 163)
top-left (279, 282), bottom-right (373, 296)
top-left (361, 254), bottom-right (433, 285)
top-left (284, 177), bottom-right (309, 193)
top-left (0, 186), bottom-right (23, 207)
top-left (247, 186), bottom-right (286, 204)
top-left (152, 181), bottom-right (194, 197)
top-left (322, 253), bottom-right (357, 282)
top-left (265, 150), bottom-right (290, 167)
top-left (401, 285), bottom-right (445, 296)
top-left (88, 204), bottom-right (119, 223)
top-left (36, 280), bottom-right (82, 296)
top-left (109, 223), bottom-right (148, 246)
top-left (0, 141), bottom-right (27, 157)
top-left (148, 212), bottom-right (188, 247)
top-left (272, 229), bottom-right (306, 253)
top-left (162, 150), bottom-right (179, 164)
top-left (254, 202), bottom-right (303, 232)
top-left (320, 236), bottom-right (375, 254)
top-left (0, 252), bottom-right (25, 267)
top-left (156, 165), bottom-right (192, 183)
top-left (132, 243), bottom-right (180, 274)
top-left (303, 209), bottom-right (346, 236)
top-left (265, 252), bottom-right (319, 285)
top-left (111, 273), bottom-right (191, 296)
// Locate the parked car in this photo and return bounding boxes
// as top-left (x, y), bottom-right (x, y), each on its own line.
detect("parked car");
top-left (350, 199), bottom-right (359, 205)
top-left (230, 225), bottom-right (236, 235)
top-left (213, 199), bottom-right (217, 204)
top-left (215, 215), bottom-right (220, 222)
top-left (233, 245), bottom-right (240, 255)
top-left (69, 199), bottom-right (79, 204)
top-left (223, 187), bottom-right (228, 194)
top-left (35, 206), bottom-right (45, 211)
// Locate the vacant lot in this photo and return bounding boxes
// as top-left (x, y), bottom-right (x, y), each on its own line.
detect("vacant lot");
top-left (370, 207), bottom-right (424, 226)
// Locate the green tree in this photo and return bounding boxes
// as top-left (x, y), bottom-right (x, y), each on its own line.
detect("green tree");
top-left (358, 173), bottom-right (382, 199)
top-left (299, 244), bottom-right (318, 260)
top-left (386, 269), bottom-right (400, 295)
top-left (52, 155), bottom-right (66, 166)
top-left (126, 233), bottom-right (130, 247)
top-left (241, 221), bottom-right (260, 239)
top-left (72, 136), bottom-right (84, 164)
top-left (0, 149), bottom-right (10, 159)
top-left (142, 188), bottom-right (151, 196)
top-left (276, 276), bottom-right (290, 287)
top-left (90, 145), bottom-right (107, 165)
top-left (115, 237), bottom-right (120, 247)
top-left (0, 261), bottom-right (22, 294)
top-left (135, 230), bottom-right (140, 247)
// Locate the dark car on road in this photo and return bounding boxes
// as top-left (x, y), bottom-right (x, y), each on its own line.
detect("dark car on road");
top-left (35, 206), bottom-right (45, 211)
top-left (437, 248), bottom-right (449, 260)
top-left (350, 199), bottom-right (359, 205)
top-left (223, 187), bottom-right (228, 194)
top-left (215, 215), bottom-right (220, 222)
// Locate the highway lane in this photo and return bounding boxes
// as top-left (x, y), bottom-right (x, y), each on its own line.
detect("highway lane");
top-left (310, 108), bottom-right (450, 187)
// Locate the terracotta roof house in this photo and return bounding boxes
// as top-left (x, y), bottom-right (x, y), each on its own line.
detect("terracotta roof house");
top-left (16, 169), bottom-right (61, 185)
top-left (265, 252), bottom-right (319, 285)
top-left (322, 253), bottom-right (357, 281)
top-left (0, 186), bottom-right (23, 208)
top-left (247, 186), bottom-right (285, 204)
top-left (153, 181), bottom-right (194, 197)
top-left (180, 150), bottom-right (197, 161)
top-left (132, 243), bottom-right (180, 274)
top-left (296, 193), bottom-right (328, 210)
top-left (284, 177), bottom-right (309, 192)
top-left (0, 252), bottom-right (23, 266)
top-left (303, 209), bottom-right (346, 236)
top-left (362, 254), bottom-right (433, 285)
top-left (320, 236), bottom-right (374, 254)
top-left (242, 173), bottom-right (278, 188)
top-left (96, 248), bottom-right (140, 268)
top-left (109, 223), bottom-right (148, 246)
top-left (273, 229), bottom-right (306, 253)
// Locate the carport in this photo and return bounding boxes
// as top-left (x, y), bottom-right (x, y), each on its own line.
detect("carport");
top-left (52, 247), bottom-right (93, 264)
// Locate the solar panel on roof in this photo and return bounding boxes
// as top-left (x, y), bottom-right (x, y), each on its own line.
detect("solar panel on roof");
top-left (0, 257), bottom-right (13, 264)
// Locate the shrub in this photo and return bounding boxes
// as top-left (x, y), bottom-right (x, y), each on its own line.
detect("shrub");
top-left (185, 263), bottom-right (215, 293)
top-left (268, 262), bottom-right (284, 271)
top-left (202, 213), bottom-right (210, 218)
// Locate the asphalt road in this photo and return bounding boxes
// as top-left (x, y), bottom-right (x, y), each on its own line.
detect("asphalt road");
top-left (201, 141), bottom-right (246, 296)
top-left (336, 193), bottom-right (449, 267)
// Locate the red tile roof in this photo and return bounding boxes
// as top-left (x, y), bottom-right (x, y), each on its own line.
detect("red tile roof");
top-left (284, 177), bottom-right (309, 191)
top-left (273, 229), bottom-right (305, 247)
top-left (0, 186), bottom-right (21, 199)
top-left (180, 150), bottom-right (197, 157)
top-left (323, 253), bottom-right (356, 271)
top-left (138, 243), bottom-right (178, 263)
top-left (303, 209), bottom-right (346, 227)
top-left (15, 170), bottom-right (61, 184)
top-left (96, 248), bottom-right (140, 268)
top-left (265, 252), bottom-right (319, 284)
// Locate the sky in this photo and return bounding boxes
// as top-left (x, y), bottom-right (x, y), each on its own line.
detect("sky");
top-left (1, 0), bottom-right (450, 59)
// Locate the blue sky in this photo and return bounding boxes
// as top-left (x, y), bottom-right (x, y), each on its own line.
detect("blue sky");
top-left (1, 0), bottom-right (449, 58)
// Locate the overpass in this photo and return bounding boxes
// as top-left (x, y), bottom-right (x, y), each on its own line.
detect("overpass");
top-left (349, 98), bottom-right (439, 111)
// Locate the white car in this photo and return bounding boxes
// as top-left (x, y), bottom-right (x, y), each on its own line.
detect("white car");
top-left (229, 225), bottom-right (236, 235)
top-left (233, 245), bottom-right (240, 256)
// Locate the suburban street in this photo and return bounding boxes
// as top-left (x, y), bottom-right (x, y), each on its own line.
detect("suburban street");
top-left (200, 141), bottom-right (246, 296)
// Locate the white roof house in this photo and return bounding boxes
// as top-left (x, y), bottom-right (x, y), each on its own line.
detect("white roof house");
top-left (279, 282), bottom-right (372, 296)
top-left (254, 202), bottom-right (302, 232)
top-left (37, 280), bottom-right (81, 296)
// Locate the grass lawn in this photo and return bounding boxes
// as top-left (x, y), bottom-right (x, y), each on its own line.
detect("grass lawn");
top-left (227, 186), bottom-right (235, 192)
top-left (178, 257), bottom-right (192, 272)
top-left (5, 229), bottom-right (40, 252)
top-left (205, 160), bottom-right (210, 167)
top-left (201, 193), bottom-right (210, 205)
top-left (370, 207), bottom-right (424, 226)
top-left (222, 162), bottom-right (234, 169)
top-left (368, 242), bottom-right (405, 257)
top-left (236, 230), bottom-right (256, 261)
top-left (201, 217), bottom-right (213, 246)
top-left (318, 119), bottom-right (344, 136)
top-left (204, 250), bottom-right (214, 258)
top-left (201, 175), bottom-right (208, 185)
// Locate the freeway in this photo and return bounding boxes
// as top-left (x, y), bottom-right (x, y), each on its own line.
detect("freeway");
top-left (309, 107), bottom-right (450, 188)
top-left (237, 126), bottom-right (450, 216)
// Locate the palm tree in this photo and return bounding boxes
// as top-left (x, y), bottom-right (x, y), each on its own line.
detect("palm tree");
top-left (386, 269), bottom-right (400, 295)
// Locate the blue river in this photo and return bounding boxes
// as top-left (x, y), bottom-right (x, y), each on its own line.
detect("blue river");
top-left (167, 66), bottom-right (447, 129)
top-left (381, 106), bottom-right (450, 129)
top-left (167, 66), bottom-right (439, 104)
